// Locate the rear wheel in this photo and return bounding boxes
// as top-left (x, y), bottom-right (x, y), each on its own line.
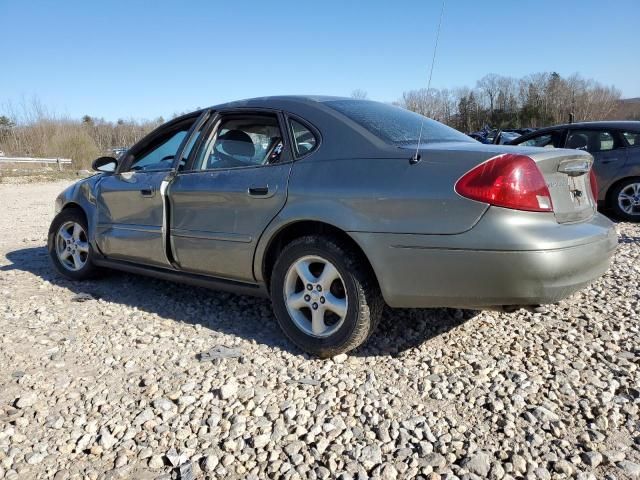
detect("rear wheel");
top-left (48, 208), bottom-right (100, 280)
top-left (610, 178), bottom-right (640, 222)
top-left (270, 236), bottom-right (383, 357)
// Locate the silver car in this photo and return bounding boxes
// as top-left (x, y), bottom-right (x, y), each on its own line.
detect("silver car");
top-left (48, 97), bottom-right (617, 357)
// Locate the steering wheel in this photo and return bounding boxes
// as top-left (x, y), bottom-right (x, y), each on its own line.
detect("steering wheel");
top-left (160, 155), bottom-right (175, 163)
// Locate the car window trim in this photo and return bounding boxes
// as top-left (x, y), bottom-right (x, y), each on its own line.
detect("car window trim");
top-left (172, 109), bottom-right (212, 172)
top-left (182, 108), bottom-right (294, 173)
top-left (555, 128), bottom-right (568, 148)
top-left (284, 113), bottom-right (322, 160)
top-left (182, 112), bottom-right (220, 172)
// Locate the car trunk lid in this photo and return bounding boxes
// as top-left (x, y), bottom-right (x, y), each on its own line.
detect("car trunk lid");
top-left (526, 148), bottom-right (597, 223)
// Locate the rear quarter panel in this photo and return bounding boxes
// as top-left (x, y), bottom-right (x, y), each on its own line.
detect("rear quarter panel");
top-left (279, 153), bottom-right (489, 235)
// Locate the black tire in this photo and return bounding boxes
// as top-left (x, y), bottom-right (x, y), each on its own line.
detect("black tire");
top-left (48, 208), bottom-right (100, 280)
top-left (609, 177), bottom-right (640, 222)
top-left (270, 235), bottom-right (383, 357)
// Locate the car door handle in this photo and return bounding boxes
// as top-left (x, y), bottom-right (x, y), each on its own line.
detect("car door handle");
top-left (140, 186), bottom-right (155, 197)
top-left (248, 186), bottom-right (270, 197)
top-left (601, 158), bottom-right (619, 164)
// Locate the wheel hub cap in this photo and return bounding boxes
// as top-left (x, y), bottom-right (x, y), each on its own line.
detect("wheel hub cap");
top-left (618, 183), bottom-right (640, 215)
top-left (55, 221), bottom-right (89, 271)
top-left (283, 255), bottom-right (348, 338)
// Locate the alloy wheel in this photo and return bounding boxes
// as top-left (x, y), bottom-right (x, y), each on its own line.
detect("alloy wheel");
top-left (283, 255), bottom-right (348, 338)
top-left (618, 182), bottom-right (640, 216)
top-left (55, 221), bottom-right (89, 271)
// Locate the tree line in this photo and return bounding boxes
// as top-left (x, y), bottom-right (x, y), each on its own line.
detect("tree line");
top-left (1, 72), bottom-right (638, 169)
top-left (395, 72), bottom-right (630, 132)
top-left (0, 98), bottom-right (166, 169)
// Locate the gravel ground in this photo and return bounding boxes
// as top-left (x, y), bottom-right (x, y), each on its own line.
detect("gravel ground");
top-left (0, 181), bottom-right (638, 480)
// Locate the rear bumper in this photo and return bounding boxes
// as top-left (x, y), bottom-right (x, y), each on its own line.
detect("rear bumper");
top-left (350, 208), bottom-right (617, 309)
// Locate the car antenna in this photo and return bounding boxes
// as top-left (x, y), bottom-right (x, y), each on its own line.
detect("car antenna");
top-left (411, 0), bottom-right (446, 165)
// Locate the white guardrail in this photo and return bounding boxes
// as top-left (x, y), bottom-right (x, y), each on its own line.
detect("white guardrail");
top-left (0, 157), bottom-right (72, 170)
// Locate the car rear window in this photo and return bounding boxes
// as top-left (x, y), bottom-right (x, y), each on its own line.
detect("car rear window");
top-left (324, 100), bottom-right (474, 146)
top-left (623, 131), bottom-right (640, 147)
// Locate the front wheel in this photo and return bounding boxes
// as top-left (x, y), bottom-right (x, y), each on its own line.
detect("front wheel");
top-left (609, 178), bottom-right (640, 222)
top-left (48, 208), bottom-right (100, 280)
top-left (270, 236), bottom-right (383, 357)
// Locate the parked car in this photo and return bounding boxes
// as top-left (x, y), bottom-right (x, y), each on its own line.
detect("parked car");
top-left (48, 97), bottom-right (617, 357)
top-left (468, 127), bottom-right (495, 143)
top-left (508, 121), bottom-right (640, 221)
top-left (469, 128), bottom-right (535, 145)
top-left (493, 130), bottom-right (522, 144)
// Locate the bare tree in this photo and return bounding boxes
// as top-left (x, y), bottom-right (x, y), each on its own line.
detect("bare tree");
top-left (400, 71), bottom-right (623, 132)
top-left (477, 74), bottom-right (502, 113)
top-left (351, 89), bottom-right (368, 100)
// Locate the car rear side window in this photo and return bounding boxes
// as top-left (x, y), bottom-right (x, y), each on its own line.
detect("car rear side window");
top-left (194, 114), bottom-right (284, 170)
top-left (566, 130), bottom-right (618, 153)
top-left (290, 119), bottom-right (317, 156)
top-left (325, 99), bottom-right (474, 145)
top-left (623, 131), bottom-right (640, 147)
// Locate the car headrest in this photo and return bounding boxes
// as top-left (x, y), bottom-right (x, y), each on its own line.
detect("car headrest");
top-left (218, 130), bottom-right (255, 158)
top-left (567, 133), bottom-right (588, 150)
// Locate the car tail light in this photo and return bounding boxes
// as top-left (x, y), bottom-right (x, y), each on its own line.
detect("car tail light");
top-left (589, 168), bottom-right (598, 201)
top-left (455, 153), bottom-right (553, 212)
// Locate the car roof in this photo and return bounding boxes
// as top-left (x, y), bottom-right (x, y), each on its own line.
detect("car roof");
top-left (535, 120), bottom-right (640, 132)
top-left (211, 95), bottom-right (352, 110)
top-left (206, 96), bottom-right (408, 160)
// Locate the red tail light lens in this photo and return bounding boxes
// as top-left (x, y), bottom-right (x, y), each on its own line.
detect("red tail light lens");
top-left (455, 153), bottom-right (553, 212)
top-left (589, 169), bottom-right (598, 201)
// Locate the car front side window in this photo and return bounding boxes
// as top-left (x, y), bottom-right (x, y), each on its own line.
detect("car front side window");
top-left (126, 122), bottom-right (196, 172)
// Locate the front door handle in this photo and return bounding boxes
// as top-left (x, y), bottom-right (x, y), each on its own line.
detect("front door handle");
top-left (601, 158), bottom-right (619, 164)
top-left (140, 186), bottom-right (155, 197)
top-left (248, 186), bottom-right (269, 196)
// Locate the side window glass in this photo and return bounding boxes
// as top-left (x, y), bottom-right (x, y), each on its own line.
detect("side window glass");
top-left (623, 131), bottom-right (640, 147)
top-left (128, 127), bottom-right (191, 172)
top-left (597, 132), bottom-right (615, 151)
top-left (567, 130), bottom-right (616, 153)
top-left (196, 115), bottom-right (283, 170)
top-left (520, 134), bottom-right (553, 148)
top-left (290, 119), bottom-right (317, 156)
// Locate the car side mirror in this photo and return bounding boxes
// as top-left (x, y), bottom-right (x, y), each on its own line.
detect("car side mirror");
top-left (91, 156), bottom-right (118, 173)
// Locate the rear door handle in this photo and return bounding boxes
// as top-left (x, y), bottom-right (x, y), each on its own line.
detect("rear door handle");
top-left (248, 186), bottom-right (270, 197)
top-left (601, 158), bottom-right (619, 164)
top-left (140, 186), bottom-right (155, 197)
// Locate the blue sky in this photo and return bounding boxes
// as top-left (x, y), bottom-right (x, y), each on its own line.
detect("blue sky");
top-left (1, 0), bottom-right (638, 121)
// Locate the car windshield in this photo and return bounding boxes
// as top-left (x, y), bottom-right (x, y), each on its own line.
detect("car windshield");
top-left (325, 99), bottom-right (474, 146)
